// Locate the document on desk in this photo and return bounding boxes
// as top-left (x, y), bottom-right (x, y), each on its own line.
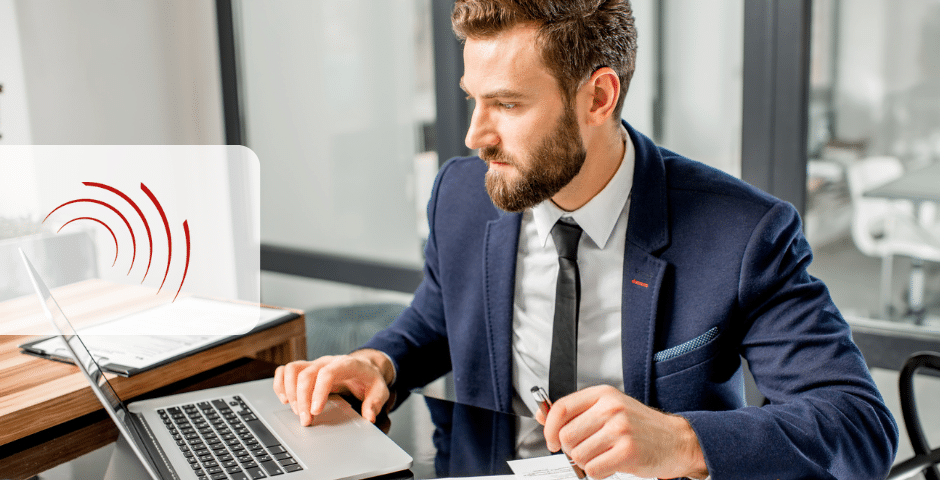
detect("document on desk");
top-left (508, 454), bottom-right (654, 480)
top-left (19, 297), bottom-right (297, 376)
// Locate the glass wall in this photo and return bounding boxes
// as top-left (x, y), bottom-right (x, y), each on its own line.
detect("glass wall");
top-left (625, 0), bottom-right (744, 177)
top-left (235, 0), bottom-right (436, 311)
top-left (805, 0), bottom-right (940, 329)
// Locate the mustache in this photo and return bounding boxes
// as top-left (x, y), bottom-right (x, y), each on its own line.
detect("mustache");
top-left (479, 146), bottom-right (514, 165)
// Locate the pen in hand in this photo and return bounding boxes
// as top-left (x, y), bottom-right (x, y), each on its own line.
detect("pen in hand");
top-left (531, 386), bottom-right (587, 479)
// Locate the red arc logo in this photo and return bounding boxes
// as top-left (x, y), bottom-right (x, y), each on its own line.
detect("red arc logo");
top-left (44, 182), bottom-right (191, 301)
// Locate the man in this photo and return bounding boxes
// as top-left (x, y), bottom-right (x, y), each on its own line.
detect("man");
top-left (275, 1), bottom-right (898, 478)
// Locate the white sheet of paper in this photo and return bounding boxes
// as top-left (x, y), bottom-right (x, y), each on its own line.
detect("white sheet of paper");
top-left (508, 454), bottom-right (654, 480)
top-left (28, 297), bottom-right (288, 369)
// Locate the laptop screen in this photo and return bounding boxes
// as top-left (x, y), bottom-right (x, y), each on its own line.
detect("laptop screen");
top-left (20, 249), bottom-right (164, 479)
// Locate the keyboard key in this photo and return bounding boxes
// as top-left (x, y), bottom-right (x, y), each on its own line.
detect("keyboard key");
top-left (246, 466), bottom-right (267, 479)
top-left (229, 472), bottom-right (249, 480)
top-left (259, 460), bottom-right (284, 476)
top-left (272, 452), bottom-right (291, 461)
top-left (267, 446), bottom-right (286, 454)
top-left (277, 458), bottom-right (297, 467)
top-left (210, 474), bottom-right (227, 480)
top-left (284, 464), bottom-right (303, 473)
top-left (243, 420), bottom-right (280, 447)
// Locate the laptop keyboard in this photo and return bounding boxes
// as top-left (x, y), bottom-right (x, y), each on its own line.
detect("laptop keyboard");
top-left (159, 395), bottom-right (304, 479)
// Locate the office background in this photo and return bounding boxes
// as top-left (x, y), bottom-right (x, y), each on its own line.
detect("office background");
top-left (1, 0), bottom-right (939, 477)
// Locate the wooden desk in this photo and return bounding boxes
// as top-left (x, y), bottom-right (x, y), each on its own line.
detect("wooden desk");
top-left (0, 279), bottom-right (306, 479)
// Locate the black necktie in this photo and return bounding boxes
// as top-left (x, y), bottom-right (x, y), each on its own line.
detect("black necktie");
top-left (549, 219), bottom-right (583, 402)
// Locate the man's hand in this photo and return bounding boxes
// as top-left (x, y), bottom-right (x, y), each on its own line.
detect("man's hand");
top-left (272, 349), bottom-right (394, 426)
top-left (536, 385), bottom-right (708, 479)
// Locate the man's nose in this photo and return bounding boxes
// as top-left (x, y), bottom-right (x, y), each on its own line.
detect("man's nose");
top-left (465, 107), bottom-right (498, 150)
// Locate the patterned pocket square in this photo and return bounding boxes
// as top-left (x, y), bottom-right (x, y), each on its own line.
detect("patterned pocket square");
top-left (653, 327), bottom-right (719, 362)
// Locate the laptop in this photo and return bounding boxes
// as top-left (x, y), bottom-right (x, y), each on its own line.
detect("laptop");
top-left (19, 249), bottom-right (413, 480)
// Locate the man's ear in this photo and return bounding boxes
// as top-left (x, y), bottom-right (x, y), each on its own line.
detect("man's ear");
top-left (582, 67), bottom-right (620, 127)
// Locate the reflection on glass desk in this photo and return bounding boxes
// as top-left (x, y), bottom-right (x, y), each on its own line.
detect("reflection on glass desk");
top-left (40, 388), bottom-right (545, 480)
top-left (386, 391), bottom-right (541, 479)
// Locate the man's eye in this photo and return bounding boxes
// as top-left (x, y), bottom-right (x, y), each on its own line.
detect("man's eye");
top-left (500, 103), bottom-right (517, 110)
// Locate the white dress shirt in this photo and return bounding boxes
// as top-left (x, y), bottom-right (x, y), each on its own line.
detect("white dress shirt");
top-left (511, 125), bottom-right (635, 419)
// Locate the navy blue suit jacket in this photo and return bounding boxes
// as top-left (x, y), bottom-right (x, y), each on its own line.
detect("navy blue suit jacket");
top-left (363, 122), bottom-right (898, 479)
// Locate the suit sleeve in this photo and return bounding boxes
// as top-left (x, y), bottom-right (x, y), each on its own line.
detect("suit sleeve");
top-left (359, 159), bottom-right (456, 394)
top-left (682, 201), bottom-right (899, 479)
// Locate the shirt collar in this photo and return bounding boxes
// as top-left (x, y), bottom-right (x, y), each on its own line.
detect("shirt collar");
top-left (532, 124), bottom-right (635, 249)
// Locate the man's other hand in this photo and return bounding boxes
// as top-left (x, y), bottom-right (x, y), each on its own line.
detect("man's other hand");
top-left (535, 385), bottom-right (709, 479)
top-left (272, 349), bottom-right (394, 426)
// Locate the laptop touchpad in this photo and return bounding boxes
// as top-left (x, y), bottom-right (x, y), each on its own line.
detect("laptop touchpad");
top-left (272, 399), bottom-right (367, 442)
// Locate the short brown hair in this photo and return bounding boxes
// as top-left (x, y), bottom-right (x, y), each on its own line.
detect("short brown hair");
top-left (452, 0), bottom-right (637, 118)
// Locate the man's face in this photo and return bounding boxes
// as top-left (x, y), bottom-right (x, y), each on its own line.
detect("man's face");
top-left (461, 25), bottom-right (587, 212)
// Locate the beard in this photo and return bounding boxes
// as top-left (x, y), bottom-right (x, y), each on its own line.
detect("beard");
top-left (481, 103), bottom-right (586, 213)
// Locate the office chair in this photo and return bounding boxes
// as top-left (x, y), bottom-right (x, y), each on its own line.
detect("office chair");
top-left (887, 352), bottom-right (940, 480)
top-left (0, 230), bottom-right (99, 302)
top-left (304, 302), bottom-right (407, 360)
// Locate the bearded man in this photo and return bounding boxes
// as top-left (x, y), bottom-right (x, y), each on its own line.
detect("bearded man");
top-left (275, 1), bottom-right (898, 478)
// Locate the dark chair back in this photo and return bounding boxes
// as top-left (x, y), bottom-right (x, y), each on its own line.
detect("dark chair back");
top-left (888, 352), bottom-right (940, 480)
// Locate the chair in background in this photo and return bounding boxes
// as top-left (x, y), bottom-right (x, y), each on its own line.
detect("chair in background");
top-left (0, 230), bottom-right (98, 302)
top-left (304, 302), bottom-right (407, 360)
top-left (847, 156), bottom-right (940, 320)
top-left (887, 352), bottom-right (940, 480)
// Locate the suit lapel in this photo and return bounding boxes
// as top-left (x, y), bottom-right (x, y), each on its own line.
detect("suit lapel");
top-left (621, 122), bottom-right (670, 406)
top-left (621, 245), bottom-right (667, 405)
top-left (483, 210), bottom-right (522, 412)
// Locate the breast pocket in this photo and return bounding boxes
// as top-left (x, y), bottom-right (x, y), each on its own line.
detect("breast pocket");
top-left (653, 327), bottom-right (720, 378)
